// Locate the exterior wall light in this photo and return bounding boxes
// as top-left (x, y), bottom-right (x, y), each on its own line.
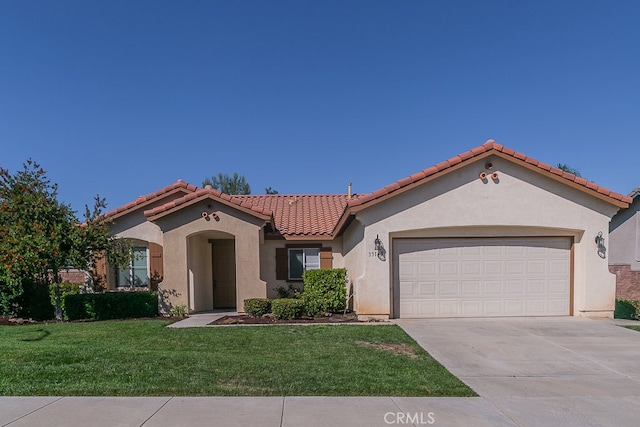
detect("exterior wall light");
top-left (374, 234), bottom-right (382, 251)
top-left (595, 231), bottom-right (606, 259)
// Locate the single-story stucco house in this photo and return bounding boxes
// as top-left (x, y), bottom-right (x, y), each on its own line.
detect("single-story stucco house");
top-left (97, 140), bottom-right (631, 319)
top-left (609, 187), bottom-right (640, 301)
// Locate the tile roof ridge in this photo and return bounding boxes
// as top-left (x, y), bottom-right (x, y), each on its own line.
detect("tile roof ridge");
top-left (348, 139), bottom-right (632, 208)
top-left (105, 179), bottom-right (198, 218)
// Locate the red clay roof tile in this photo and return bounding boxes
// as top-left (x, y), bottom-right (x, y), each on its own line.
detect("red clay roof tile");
top-left (104, 180), bottom-right (198, 218)
top-left (349, 139), bottom-right (632, 208)
top-left (110, 141), bottom-right (632, 236)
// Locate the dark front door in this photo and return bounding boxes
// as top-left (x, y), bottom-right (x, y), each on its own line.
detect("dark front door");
top-left (212, 239), bottom-right (236, 309)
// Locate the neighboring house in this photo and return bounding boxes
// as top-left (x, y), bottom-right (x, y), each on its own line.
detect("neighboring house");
top-left (609, 187), bottom-right (640, 301)
top-left (99, 140), bottom-right (631, 319)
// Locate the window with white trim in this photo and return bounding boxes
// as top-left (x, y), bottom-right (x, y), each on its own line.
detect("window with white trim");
top-left (288, 248), bottom-right (320, 280)
top-left (116, 246), bottom-right (149, 288)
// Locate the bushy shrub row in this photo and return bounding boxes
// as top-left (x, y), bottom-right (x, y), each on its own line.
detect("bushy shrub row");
top-left (271, 298), bottom-right (305, 320)
top-left (65, 292), bottom-right (158, 321)
top-left (244, 298), bottom-right (271, 317)
top-left (243, 268), bottom-right (348, 320)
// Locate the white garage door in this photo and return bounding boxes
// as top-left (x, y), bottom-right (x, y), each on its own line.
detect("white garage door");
top-left (395, 237), bottom-right (571, 318)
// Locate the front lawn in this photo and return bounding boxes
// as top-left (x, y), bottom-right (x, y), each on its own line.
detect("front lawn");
top-left (0, 321), bottom-right (474, 396)
top-left (625, 325), bottom-right (640, 332)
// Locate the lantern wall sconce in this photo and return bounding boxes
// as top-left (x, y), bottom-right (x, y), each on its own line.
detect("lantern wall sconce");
top-left (595, 231), bottom-right (606, 259)
top-left (374, 234), bottom-right (382, 251)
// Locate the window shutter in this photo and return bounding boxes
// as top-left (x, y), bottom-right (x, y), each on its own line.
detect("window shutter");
top-left (276, 247), bottom-right (288, 280)
top-left (149, 242), bottom-right (163, 291)
top-left (320, 247), bottom-right (333, 269)
top-left (93, 251), bottom-right (107, 290)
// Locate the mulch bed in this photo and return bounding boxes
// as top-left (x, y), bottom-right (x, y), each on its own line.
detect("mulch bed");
top-left (209, 312), bottom-right (382, 325)
top-left (0, 316), bottom-right (41, 326)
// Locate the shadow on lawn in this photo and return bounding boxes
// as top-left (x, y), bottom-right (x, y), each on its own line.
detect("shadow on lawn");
top-left (19, 328), bottom-right (51, 342)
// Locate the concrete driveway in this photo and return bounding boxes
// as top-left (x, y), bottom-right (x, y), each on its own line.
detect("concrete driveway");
top-left (395, 317), bottom-right (640, 426)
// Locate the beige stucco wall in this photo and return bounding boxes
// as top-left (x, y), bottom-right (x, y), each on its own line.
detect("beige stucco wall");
top-left (344, 155), bottom-right (620, 319)
top-left (153, 200), bottom-right (267, 313)
top-left (259, 238), bottom-right (345, 298)
top-left (609, 198), bottom-right (640, 271)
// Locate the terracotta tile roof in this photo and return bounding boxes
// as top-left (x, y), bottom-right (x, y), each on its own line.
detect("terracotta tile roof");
top-left (144, 188), bottom-right (274, 220)
top-left (104, 180), bottom-right (198, 219)
top-left (231, 194), bottom-right (350, 238)
top-left (348, 140), bottom-right (632, 209)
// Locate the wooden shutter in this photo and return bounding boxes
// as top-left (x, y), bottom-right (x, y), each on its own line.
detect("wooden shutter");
top-left (93, 251), bottom-right (107, 291)
top-left (276, 247), bottom-right (288, 280)
top-left (149, 242), bottom-right (163, 291)
top-left (320, 247), bottom-right (333, 269)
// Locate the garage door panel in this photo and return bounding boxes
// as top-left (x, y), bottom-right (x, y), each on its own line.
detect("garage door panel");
top-left (484, 261), bottom-right (503, 275)
top-left (396, 237), bottom-right (571, 318)
top-left (418, 261), bottom-right (437, 275)
top-left (418, 282), bottom-right (436, 296)
top-left (527, 279), bottom-right (546, 294)
top-left (527, 260), bottom-right (546, 274)
top-left (439, 281), bottom-right (460, 296)
top-left (461, 281), bottom-right (481, 296)
top-left (440, 261), bottom-right (459, 275)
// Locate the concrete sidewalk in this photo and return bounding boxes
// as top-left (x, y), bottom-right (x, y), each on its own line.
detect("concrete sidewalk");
top-left (0, 396), bottom-right (513, 427)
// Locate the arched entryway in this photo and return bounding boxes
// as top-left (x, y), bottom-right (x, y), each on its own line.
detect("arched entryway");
top-left (187, 231), bottom-right (237, 312)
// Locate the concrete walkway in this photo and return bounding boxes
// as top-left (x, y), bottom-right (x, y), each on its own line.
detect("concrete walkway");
top-left (166, 311), bottom-right (236, 328)
top-left (2, 317), bottom-right (640, 426)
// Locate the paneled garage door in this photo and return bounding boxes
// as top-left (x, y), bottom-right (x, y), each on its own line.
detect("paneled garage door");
top-left (395, 237), bottom-right (571, 318)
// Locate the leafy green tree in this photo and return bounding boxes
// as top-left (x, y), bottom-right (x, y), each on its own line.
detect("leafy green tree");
top-left (0, 159), bottom-right (130, 321)
top-left (202, 172), bottom-right (251, 195)
top-left (557, 163), bottom-right (582, 177)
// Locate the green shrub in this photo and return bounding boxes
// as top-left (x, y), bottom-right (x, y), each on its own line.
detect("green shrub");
top-left (300, 268), bottom-right (347, 316)
top-left (274, 283), bottom-right (299, 299)
top-left (0, 279), bottom-right (24, 317)
top-left (271, 298), bottom-right (305, 320)
top-left (244, 298), bottom-right (272, 317)
top-left (19, 279), bottom-right (54, 320)
top-left (614, 298), bottom-right (640, 320)
top-left (49, 282), bottom-right (82, 319)
top-left (64, 292), bottom-right (158, 321)
top-left (169, 305), bottom-right (188, 317)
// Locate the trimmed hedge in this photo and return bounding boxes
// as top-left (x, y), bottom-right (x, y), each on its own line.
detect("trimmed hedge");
top-left (244, 298), bottom-right (272, 317)
top-left (301, 268), bottom-right (347, 316)
top-left (271, 298), bottom-right (305, 320)
top-left (614, 298), bottom-right (639, 320)
top-left (64, 292), bottom-right (158, 321)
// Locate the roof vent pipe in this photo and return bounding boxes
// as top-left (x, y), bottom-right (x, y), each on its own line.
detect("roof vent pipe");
top-left (348, 182), bottom-right (352, 198)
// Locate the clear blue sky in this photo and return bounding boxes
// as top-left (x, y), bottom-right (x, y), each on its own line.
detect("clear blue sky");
top-left (1, 0), bottom-right (638, 214)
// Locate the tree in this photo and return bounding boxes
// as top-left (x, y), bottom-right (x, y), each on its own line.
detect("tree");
top-left (202, 172), bottom-right (251, 195)
top-left (0, 159), bottom-right (130, 321)
top-left (557, 163), bottom-right (582, 177)
top-left (265, 187), bottom-right (279, 194)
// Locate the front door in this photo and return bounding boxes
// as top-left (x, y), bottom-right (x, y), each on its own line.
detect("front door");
top-left (212, 239), bottom-right (236, 309)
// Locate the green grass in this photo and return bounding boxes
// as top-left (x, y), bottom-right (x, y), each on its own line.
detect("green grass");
top-left (625, 325), bottom-right (640, 332)
top-left (0, 320), bottom-right (474, 397)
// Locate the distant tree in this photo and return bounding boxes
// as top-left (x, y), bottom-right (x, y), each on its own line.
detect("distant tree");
top-left (202, 172), bottom-right (251, 195)
top-left (265, 187), bottom-right (279, 194)
top-left (0, 159), bottom-right (131, 320)
top-left (557, 164), bottom-right (582, 177)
